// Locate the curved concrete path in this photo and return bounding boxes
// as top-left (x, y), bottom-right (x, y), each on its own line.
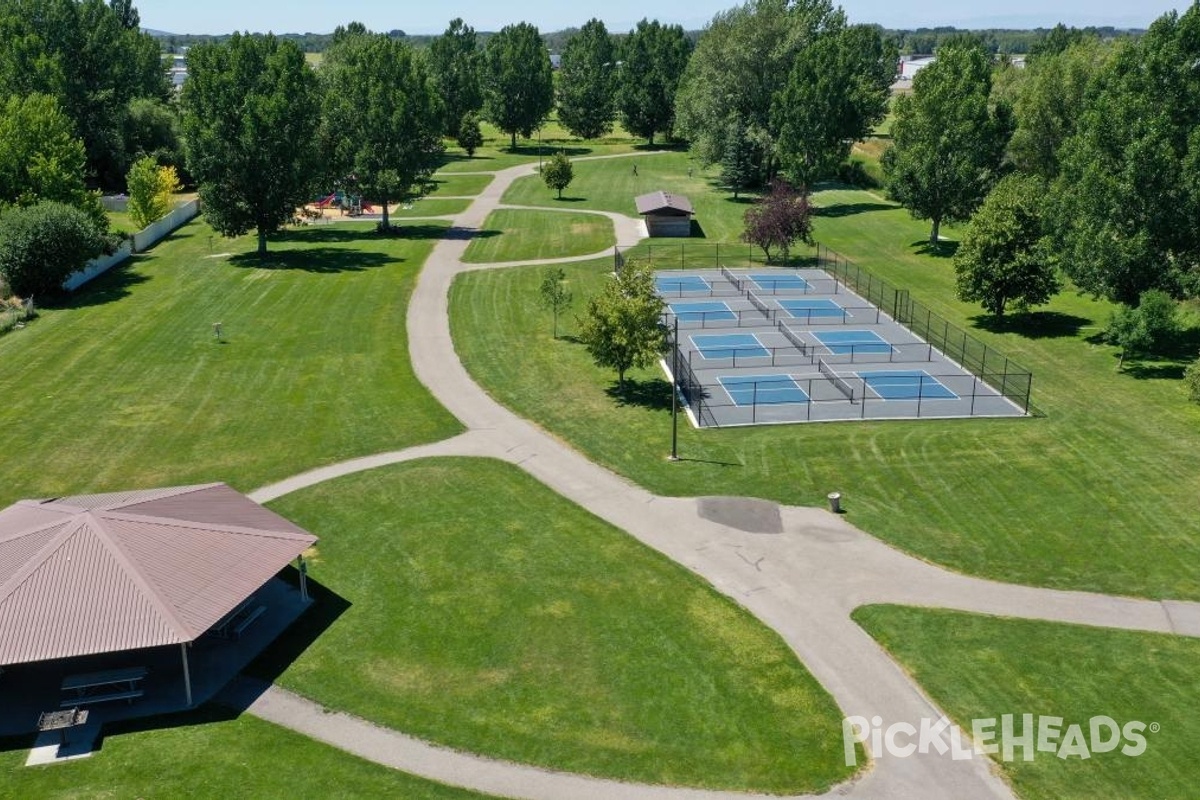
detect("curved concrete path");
top-left (237, 152), bottom-right (1200, 800)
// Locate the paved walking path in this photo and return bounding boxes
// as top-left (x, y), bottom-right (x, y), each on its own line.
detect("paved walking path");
top-left (237, 152), bottom-right (1200, 800)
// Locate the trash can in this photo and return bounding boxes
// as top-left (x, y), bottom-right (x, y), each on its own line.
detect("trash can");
top-left (827, 492), bottom-right (842, 513)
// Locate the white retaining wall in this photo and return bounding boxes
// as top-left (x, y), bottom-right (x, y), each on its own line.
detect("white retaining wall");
top-left (63, 200), bottom-right (200, 292)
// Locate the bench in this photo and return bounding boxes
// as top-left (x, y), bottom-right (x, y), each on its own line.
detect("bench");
top-left (208, 598), bottom-right (267, 640)
top-left (60, 666), bottom-right (147, 707)
top-left (232, 605), bottom-right (267, 639)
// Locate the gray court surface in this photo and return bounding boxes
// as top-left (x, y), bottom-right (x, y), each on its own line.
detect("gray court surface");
top-left (659, 267), bottom-right (1029, 427)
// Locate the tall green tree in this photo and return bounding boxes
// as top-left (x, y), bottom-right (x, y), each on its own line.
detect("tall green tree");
top-left (720, 116), bottom-right (755, 199)
top-left (557, 19), bottom-right (616, 140)
top-left (1046, 6), bottom-right (1200, 304)
top-left (0, 0), bottom-right (167, 188)
top-left (953, 174), bottom-right (1059, 317)
top-left (773, 24), bottom-right (895, 190)
top-left (615, 19), bottom-right (692, 145)
top-left (675, 0), bottom-right (842, 177)
top-left (428, 18), bottom-right (483, 138)
top-left (883, 38), bottom-right (1013, 244)
top-left (1008, 37), bottom-right (1113, 180)
top-left (181, 33), bottom-right (321, 255)
top-left (578, 262), bottom-right (665, 392)
top-left (322, 25), bottom-right (443, 231)
top-left (0, 93), bottom-right (105, 229)
top-left (482, 22), bottom-right (554, 150)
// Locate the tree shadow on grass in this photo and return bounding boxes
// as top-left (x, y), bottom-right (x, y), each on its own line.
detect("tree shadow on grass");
top-left (437, 153), bottom-right (489, 166)
top-left (375, 224), bottom-right (454, 241)
top-left (723, 195), bottom-right (757, 205)
top-left (632, 142), bottom-right (688, 153)
top-left (45, 261), bottom-right (151, 310)
top-left (970, 311), bottom-right (1093, 340)
top-left (552, 196), bottom-right (588, 203)
top-left (275, 227), bottom-right (375, 244)
top-left (229, 247), bottom-right (393, 273)
top-left (605, 376), bottom-right (673, 412)
top-left (911, 239), bottom-right (959, 259)
top-left (814, 202), bottom-right (895, 218)
top-left (447, 227), bottom-right (500, 242)
top-left (507, 144), bottom-right (593, 158)
top-left (1122, 362), bottom-right (1187, 380)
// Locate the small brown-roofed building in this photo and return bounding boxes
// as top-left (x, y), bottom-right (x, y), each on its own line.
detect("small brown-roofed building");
top-left (0, 483), bottom-right (317, 711)
top-left (635, 191), bottom-right (695, 237)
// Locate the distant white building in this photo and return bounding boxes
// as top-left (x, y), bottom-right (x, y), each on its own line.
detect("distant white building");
top-left (168, 50), bottom-right (188, 90)
top-left (898, 55), bottom-right (935, 81)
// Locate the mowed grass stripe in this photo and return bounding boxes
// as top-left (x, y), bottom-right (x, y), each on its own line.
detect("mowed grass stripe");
top-left (0, 708), bottom-right (496, 799)
top-left (500, 151), bottom-right (748, 242)
top-left (0, 220), bottom-right (461, 503)
top-left (448, 186), bottom-right (1200, 598)
top-left (263, 458), bottom-right (855, 793)
top-left (854, 605), bottom-right (1200, 800)
top-left (462, 209), bottom-right (615, 263)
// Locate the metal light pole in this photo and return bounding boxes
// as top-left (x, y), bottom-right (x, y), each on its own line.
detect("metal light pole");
top-left (670, 316), bottom-right (679, 461)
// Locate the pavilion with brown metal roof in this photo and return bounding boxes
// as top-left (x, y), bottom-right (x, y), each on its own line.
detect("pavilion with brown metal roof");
top-left (0, 483), bottom-right (317, 711)
top-left (635, 191), bottom-right (695, 237)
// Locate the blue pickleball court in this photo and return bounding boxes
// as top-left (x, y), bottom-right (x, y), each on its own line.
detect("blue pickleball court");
top-left (718, 374), bottom-right (810, 406)
top-left (777, 298), bottom-right (846, 320)
top-left (691, 333), bottom-right (769, 360)
top-left (669, 301), bottom-right (735, 323)
top-left (813, 329), bottom-right (893, 355)
top-left (749, 273), bottom-right (811, 292)
top-left (656, 275), bottom-right (711, 294)
top-left (858, 370), bottom-right (957, 400)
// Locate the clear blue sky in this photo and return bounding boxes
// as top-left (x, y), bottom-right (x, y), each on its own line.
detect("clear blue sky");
top-left (134, 0), bottom-right (1193, 36)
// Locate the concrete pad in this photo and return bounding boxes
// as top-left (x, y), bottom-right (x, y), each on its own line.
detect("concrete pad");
top-left (25, 723), bottom-right (99, 766)
top-left (697, 496), bottom-right (783, 534)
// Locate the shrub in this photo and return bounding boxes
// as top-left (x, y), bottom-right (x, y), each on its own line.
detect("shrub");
top-left (456, 112), bottom-right (484, 157)
top-left (1185, 354), bottom-right (1200, 403)
top-left (0, 202), bottom-right (106, 296)
top-left (127, 156), bottom-right (182, 229)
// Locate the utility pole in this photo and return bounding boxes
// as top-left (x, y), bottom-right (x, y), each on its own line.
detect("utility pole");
top-left (670, 315), bottom-right (679, 461)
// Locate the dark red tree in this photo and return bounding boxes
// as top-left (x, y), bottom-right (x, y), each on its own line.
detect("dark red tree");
top-left (741, 179), bottom-right (813, 263)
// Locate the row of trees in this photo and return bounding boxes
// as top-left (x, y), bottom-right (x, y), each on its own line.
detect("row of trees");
top-left (675, 0), bottom-right (895, 193)
top-left (0, 0), bottom-right (173, 190)
top-left (427, 17), bottom-right (693, 152)
top-left (875, 9), bottom-right (1200, 380)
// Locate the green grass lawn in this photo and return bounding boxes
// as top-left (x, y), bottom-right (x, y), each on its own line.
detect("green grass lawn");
top-left (261, 458), bottom-right (855, 794)
top-left (449, 185), bottom-right (1200, 599)
top-left (1, 707), bottom-right (493, 799)
top-left (388, 197), bottom-right (471, 217)
top-left (105, 209), bottom-right (138, 235)
top-left (438, 118), bottom-right (652, 174)
top-left (0, 217), bottom-right (461, 505)
top-left (501, 151), bottom-right (749, 242)
top-left (854, 605), bottom-right (1199, 800)
top-left (462, 209), bottom-right (615, 263)
top-left (426, 173), bottom-right (494, 198)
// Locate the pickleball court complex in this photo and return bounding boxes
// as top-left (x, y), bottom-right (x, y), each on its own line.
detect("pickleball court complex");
top-left (659, 267), bottom-right (1032, 427)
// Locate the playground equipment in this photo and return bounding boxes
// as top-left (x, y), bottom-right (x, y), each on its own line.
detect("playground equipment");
top-left (310, 191), bottom-right (378, 217)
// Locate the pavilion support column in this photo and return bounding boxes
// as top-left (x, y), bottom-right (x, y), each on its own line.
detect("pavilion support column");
top-left (180, 643), bottom-right (193, 707)
top-left (298, 555), bottom-right (309, 602)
